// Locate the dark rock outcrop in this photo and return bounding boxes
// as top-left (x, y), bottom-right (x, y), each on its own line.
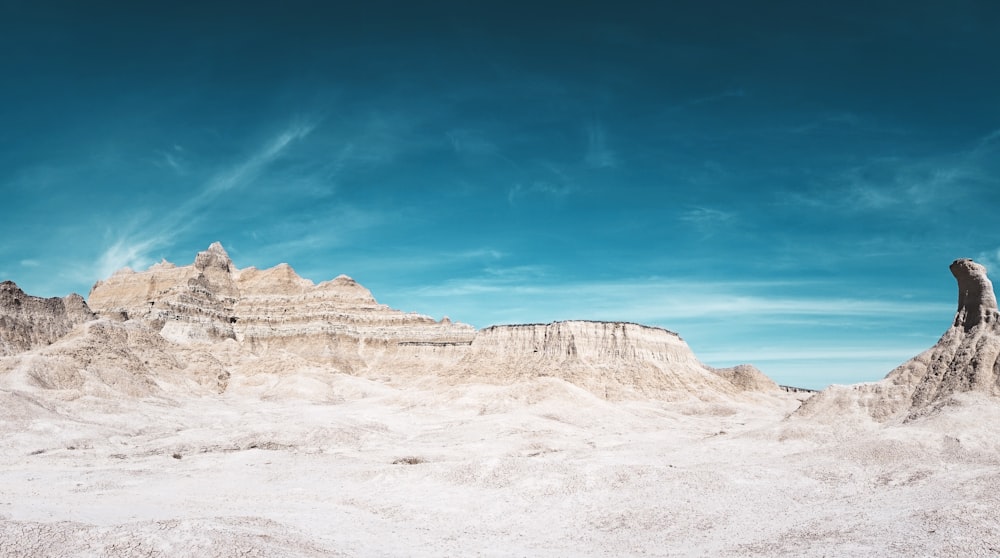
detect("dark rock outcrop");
top-left (0, 281), bottom-right (95, 356)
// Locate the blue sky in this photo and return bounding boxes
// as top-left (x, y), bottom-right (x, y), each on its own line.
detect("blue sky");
top-left (2, 1), bottom-right (999, 388)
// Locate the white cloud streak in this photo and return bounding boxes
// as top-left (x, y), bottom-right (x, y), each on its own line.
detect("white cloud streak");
top-left (679, 206), bottom-right (735, 235)
top-left (584, 121), bottom-right (617, 168)
top-left (696, 346), bottom-right (933, 363)
top-left (407, 276), bottom-right (951, 323)
top-left (793, 128), bottom-right (1000, 215)
top-left (95, 121), bottom-right (317, 279)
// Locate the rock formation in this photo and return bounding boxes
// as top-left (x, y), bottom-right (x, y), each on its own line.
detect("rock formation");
top-left (2, 242), bottom-right (779, 401)
top-left (88, 242), bottom-right (476, 374)
top-left (796, 258), bottom-right (1000, 422)
top-left (950, 258), bottom-right (999, 331)
top-left (710, 364), bottom-right (779, 393)
top-left (0, 281), bottom-right (94, 356)
top-left (447, 321), bottom-right (751, 399)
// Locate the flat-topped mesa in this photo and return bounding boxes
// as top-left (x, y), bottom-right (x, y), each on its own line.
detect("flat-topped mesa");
top-left (472, 321), bottom-right (695, 363)
top-left (951, 258), bottom-right (999, 331)
top-left (0, 281), bottom-right (95, 356)
top-left (447, 320), bottom-right (748, 400)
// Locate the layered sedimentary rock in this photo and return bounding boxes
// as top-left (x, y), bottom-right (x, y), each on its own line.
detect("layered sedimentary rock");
top-left (0, 319), bottom-right (231, 397)
top-left (3, 243), bottom-right (779, 401)
top-left (446, 321), bottom-right (750, 400)
top-left (0, 281), bottom-right (94, 356)
top-left (88, 243), bottom-right (476, 374)
top-left (797, 258), bottom-right (1000, 422)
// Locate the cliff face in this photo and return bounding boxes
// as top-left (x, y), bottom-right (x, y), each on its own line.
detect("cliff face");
top-left (447, 321), bottom-right (748, 400)
top-left (797, 258), bottom-right (1000, 423)
top-left (470, 321), bottom-right (697, 363)
top-left (0, 281), bottom-right (94, 356)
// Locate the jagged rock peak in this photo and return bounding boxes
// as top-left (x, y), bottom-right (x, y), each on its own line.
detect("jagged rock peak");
top-left (194, 242), bottom-right (233, 272)
top-left (951, 258), bottom-right (999, 331)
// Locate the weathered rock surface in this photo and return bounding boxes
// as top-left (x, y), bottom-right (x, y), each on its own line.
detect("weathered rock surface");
top-left (0, 281), bottom-right (94, 356)
top-left (445, 321), bottom-right (751, 400)
top-left (796, 258), bottom-right (1000, 423)
top-left (710, 364), bottom-right (780, 393)
top-left (3, 243), bottom-right (778, 401)
top-left (88, 242), bottom-right (476, 374)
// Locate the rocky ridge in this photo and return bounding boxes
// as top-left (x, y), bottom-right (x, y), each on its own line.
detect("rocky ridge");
top-left (1, 243), bottom-right (776, 401)
top-left (88, 242), bottom-right (475, 374)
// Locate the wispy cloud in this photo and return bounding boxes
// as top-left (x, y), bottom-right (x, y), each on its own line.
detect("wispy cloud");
top-left (96, 235), bottom-right (166, 279)
top-left (152, 145), bottom-right (186, 174)
top-left (680, 206), bottom-right (734, 225)
top-left (200, 122), bottom-right (315, 201)
top-left (697, 346), bottom-right (935, 363)
top-left (507, 181), bottom-right (572, 204)
top-left (664, 88), bottom-right (746, 112)
top-left (94, 121), bottom-right (317, 278)
top-left (976, 248), bottom-right (1000, 275)
top-left (679, 206), bottom-right (735, 237)
top-left (786, 112), bottom-right (864, 135)
top-left (406, 276), bottom-right (950, 323)
top-left (584, 121), bottom-right (616, 168)
top-left (19, 259), bottom-right (40, 268)
top-left (446, 129), bottom-right (499, 156)
top-left (790, 143), bottom-right (997, 216)
top-left (507, 162), bottom-right (574, 205)
top-left (973, 127), bottom-right (1000, 153)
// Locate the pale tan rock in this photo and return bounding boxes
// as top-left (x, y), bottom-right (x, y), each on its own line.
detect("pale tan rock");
top-left (0, 318), bottom-right (230, 397)
top-left (797, 258), bottom-right (1000, 423)
top-left (87, 243), bottom-right (477, 376)
top-left (14, 243), bottom-right (779, 403)
top-left (710, 363), bottom-right (780, 392)
top-left (444, 321), bottom-right (750, 400)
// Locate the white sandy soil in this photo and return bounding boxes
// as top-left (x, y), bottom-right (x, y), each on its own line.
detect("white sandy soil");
top-left (2, 375), bottom-right (998, 557)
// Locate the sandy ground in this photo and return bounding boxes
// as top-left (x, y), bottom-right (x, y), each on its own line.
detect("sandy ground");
top-left (2, 375), bottom-right (999, 557)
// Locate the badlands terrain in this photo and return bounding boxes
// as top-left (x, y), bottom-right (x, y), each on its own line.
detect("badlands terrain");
top-left (1, 244), bottom-right (998, 557)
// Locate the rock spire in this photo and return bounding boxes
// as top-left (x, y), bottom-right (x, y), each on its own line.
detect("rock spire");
top-left (796, 258), bottom-right (1000, 422)
top-left (950, 258), bottom-right (999, 331)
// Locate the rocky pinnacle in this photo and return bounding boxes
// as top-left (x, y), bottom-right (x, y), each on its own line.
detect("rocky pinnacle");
top-left (950, 258), bottom-right (999, 331)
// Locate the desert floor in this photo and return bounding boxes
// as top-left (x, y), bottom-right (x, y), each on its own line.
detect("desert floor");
top-left (2, 375), bottom-right (999, 557)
